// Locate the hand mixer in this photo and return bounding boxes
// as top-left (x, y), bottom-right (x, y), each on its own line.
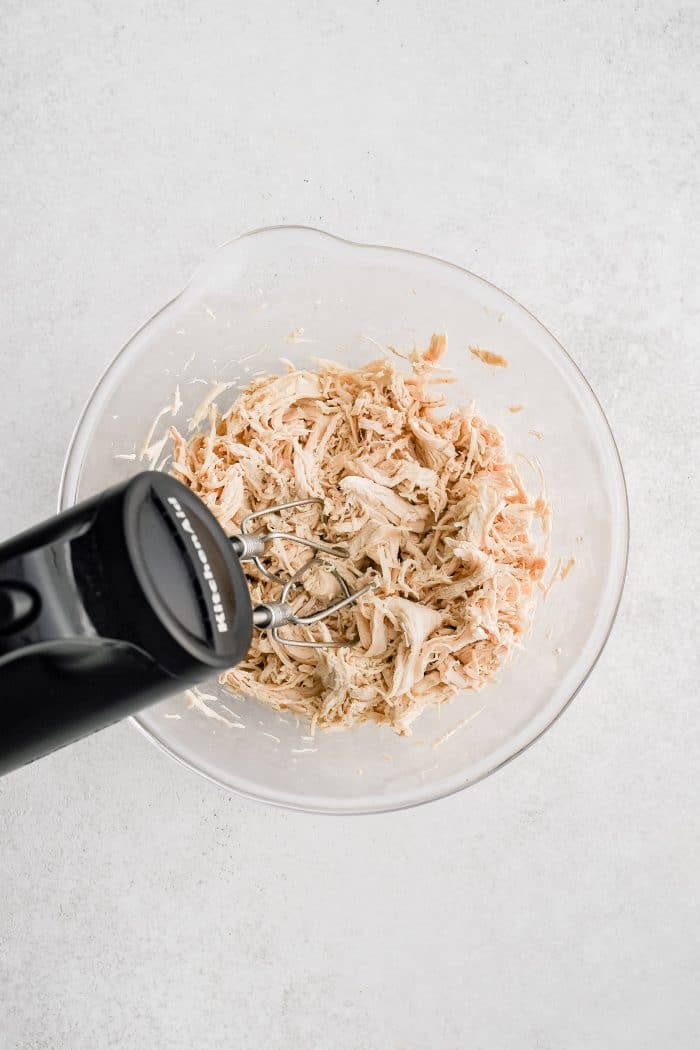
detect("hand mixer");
top-left (0, 472), bottom-right (373, 776)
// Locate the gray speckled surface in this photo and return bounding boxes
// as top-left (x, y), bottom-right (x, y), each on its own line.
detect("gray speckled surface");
top-left (1, 2), bottom-right (699, 1047)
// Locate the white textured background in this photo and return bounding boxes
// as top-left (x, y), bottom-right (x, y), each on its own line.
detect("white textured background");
top-left (1, 2), bottom-right (698, 1048)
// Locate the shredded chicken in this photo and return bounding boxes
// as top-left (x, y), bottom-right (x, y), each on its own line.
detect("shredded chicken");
top-left (169, 334), bottom-right (548, 734)
top-left (470, 346), bottom-right (509, 368)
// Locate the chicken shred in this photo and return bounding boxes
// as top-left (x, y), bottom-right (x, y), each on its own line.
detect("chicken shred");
top-left (169, 334), bottom-right (548, 734)
top-left (470, 346), bottom-right (509, 368)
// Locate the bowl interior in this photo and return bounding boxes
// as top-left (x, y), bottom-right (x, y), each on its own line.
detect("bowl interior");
top-left (61, 227), bottom-right (627, 812)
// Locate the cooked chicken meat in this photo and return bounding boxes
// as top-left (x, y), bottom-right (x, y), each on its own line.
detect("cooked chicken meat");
top-left (169, 334), bottom-right (548, 734)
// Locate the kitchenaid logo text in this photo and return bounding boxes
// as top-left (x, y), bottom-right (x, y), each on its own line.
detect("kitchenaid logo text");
top-left (166, 496), bottom-right (228, 634)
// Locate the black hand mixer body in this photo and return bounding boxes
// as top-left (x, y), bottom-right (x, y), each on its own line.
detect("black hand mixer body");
top-left (0, 474), bottom-right (253, 775)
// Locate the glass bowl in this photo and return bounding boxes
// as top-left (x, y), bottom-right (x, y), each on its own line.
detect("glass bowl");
top-left (60, 226), bottom-right (628, 813)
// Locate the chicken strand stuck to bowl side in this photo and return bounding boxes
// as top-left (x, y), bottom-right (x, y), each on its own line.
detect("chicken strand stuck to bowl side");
top-left (169, 335), bottom-right (549, 734)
